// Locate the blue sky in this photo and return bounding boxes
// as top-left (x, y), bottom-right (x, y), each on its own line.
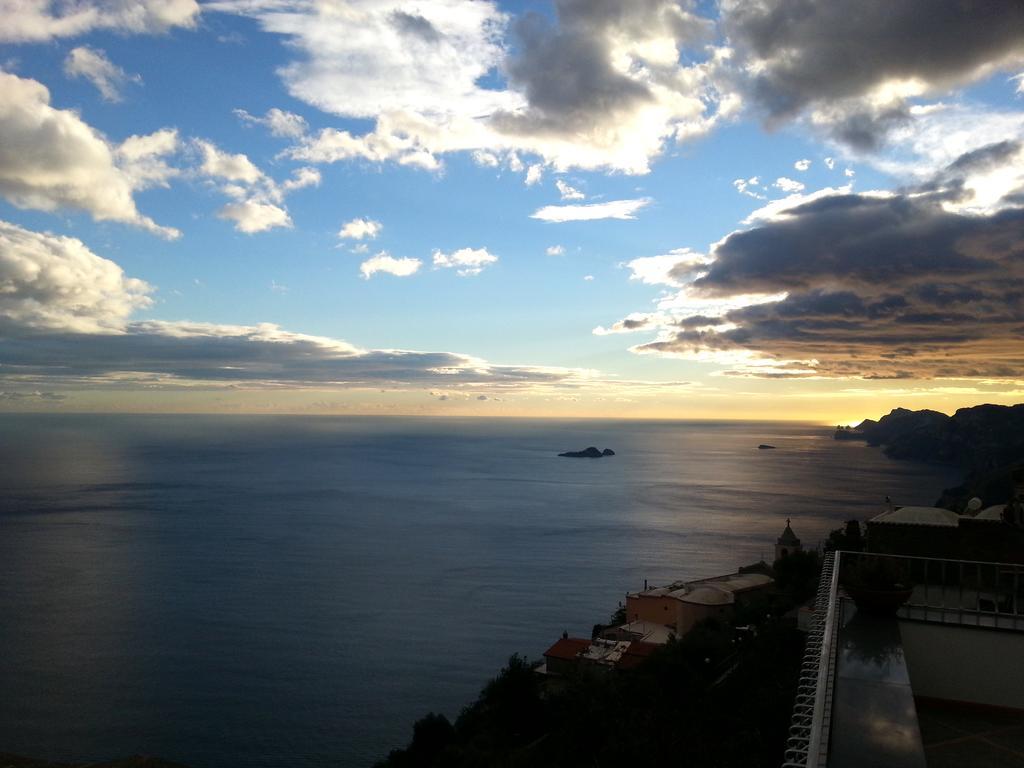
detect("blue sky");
top-left (1, 1), bottom-right (1023, 420)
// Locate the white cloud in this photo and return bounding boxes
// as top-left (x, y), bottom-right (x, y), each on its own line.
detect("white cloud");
top-left (0, 219), bottom-right (152, 334)
top-left (794, 158), bottom-right (811, 171)
top-left (432, 247), bottom-right (498, 276)
top-left (471, 149), bottom-right (500, 167)
top-left (1, 0), bottom-right (200, 42)
top-left (624, 249), bottom-right (708, 287)
top-left (360, 251), bottom-right (421, 279)
top-left (338, 218), bottom-right (382, 240)
top-left (280, 166), bottom-right (320, 193)
top-left (530, 198), bottom-right (651, 222)
top-left (286, 120), bottom-right (442, 171)
top-left (235, 107), bottom-right (308, 138)
top-left (743, 184), bottom-right (856, 224)
top-left (0, 70), bottom-right (178, 238)
top-left (824, 157), bottom-right (836, 169)
top-left (196, 140), bottom-right (263, 184)
top-left (546, 245), bottom-right (565, 256)
top-left (525, 163), bottom-right (544, 186)
top-left (218, 200), bottom-right (291, 233)
top-left (555, 178), bottom-right (585, 200)
top-left (774, 176), bottom-right (805, 193)
top-left (864, 102), bottom-right (1024, 181)
top-left (583, 275), bottom-right (594, 281)
top-left (733, 176), bottom-right (766, 199)
top-left (207, 0), bottom-right (728, 174)
top-left (115, 128), bottom-right (180, 190)
top-left (64, 46), bottom-right (139, 102)
top-left (195, 139), bottom-right (313, 233)
top-left (844, 168), bottom-right (856, 177)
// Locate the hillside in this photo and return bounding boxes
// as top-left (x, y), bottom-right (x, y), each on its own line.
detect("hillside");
top-left (834, 403), bottom-right (1024, 508)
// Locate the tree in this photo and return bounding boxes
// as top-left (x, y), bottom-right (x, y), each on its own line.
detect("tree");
top-left (825, 520), bottom-right (865, 552)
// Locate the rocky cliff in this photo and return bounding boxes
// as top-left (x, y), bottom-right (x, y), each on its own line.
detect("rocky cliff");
top-left (835, 403), bottom-right (1024, 508)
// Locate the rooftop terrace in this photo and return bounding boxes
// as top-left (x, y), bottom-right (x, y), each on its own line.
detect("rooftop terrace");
top-left (784, 551), bottom-right (1024, 768)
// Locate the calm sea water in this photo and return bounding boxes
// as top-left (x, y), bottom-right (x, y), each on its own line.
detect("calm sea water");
top-left (0, 415), bottom-right (960, 767)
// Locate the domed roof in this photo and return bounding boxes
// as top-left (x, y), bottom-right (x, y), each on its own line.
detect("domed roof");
top-left (871, 505), bottom-right (959, 527)
top-left (976, 504), bottom-right (1007, 521)
top-left (677, 584), bottom-right (735, 606)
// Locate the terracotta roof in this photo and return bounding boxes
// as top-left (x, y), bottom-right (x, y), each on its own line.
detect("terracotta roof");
top-left (543, 637), bottom-right (591, 661)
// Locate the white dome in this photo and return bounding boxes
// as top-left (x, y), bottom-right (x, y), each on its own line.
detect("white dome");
top-left (678, 584), bottom-right (735, 606)
top-left (871, 506), bottom-right (959, 527)
top-left (976, 504), bottom-right (1007, 521)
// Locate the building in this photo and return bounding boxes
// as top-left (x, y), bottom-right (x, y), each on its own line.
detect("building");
top-left (623, 570), bottom-right (774, 640)
top-left (776, 518), bottom-right (802, 560)
top-left (600, 619), bottom-right (677, 645)
top-left (540, 637), bottom-right (592, 677)
top-left (867, 500), bottom-right (1024, 564)
top-left (539, 636), bottom-right (659, 676)
top-left (784, 550), bottom-right (1024, 767)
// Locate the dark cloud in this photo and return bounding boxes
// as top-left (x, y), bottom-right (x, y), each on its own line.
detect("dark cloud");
top-left (391, 11), bottom-right (441, 43)
top-left (497, 12), bottom-right (652, 135)
top-left (692, 194), bottom-right (1004, 296)
top-left (627, 143), bottom-right (1024, 379)
top-left (0, 322), bottom-right (578, 390)
top-left (825, 105), bottom-right (911, 152)
top-left (621, 317), bottom-right (653, 330)
top-left (723, 0), bottom-right (1024, 145)
top-left (495, 0), bottom-right (712, 137)
top-left (0, 391), bottom-right (65, 402)
top-left (555, 0), bottom-right (712, 47)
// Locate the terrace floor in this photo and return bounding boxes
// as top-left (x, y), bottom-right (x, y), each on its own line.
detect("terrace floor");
top-left (917, 698), bottom-right (1024, 768)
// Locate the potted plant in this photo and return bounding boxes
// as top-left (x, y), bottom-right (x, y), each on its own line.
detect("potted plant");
top-left (841, 556), bottom-right (913, 616)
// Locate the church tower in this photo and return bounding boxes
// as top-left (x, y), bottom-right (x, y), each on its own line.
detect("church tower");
top-left (776, 518), bottom-right (802, 560)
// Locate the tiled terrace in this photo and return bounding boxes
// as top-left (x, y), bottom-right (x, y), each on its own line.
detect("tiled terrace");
top-left (783, 551), bottom-right (1024, 768)
top-left (918, 698), bottom-right (1024, 768)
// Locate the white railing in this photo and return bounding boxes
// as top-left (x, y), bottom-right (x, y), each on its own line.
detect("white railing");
top-left (782, 551), bottom-right (840, 768)
top-left (783, 550), bottom-right (1024, 767)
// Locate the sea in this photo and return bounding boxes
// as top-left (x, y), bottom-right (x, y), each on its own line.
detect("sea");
top-left (0, 415), bottom-right (961, 767)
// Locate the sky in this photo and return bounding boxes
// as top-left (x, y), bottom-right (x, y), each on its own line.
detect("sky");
top-left (1, 0), bottom-right (1023, 422)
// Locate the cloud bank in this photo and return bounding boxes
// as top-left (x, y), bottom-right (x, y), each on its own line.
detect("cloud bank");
top-left (607, 143), bottom-right (1024, 380)
top-left (0, 219), bottom-right (590, 395)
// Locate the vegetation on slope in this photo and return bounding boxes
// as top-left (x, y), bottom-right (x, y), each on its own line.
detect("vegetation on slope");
top-left (377, 557), bottom-right (818, 768)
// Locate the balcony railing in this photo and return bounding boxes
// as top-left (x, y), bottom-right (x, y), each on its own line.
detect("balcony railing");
top-left (783, 551), bottom-right (839, 768)
top-left (783, 550), bottom-right (1024, 767)
top-left (843, 551), bottom-right (1024, 631)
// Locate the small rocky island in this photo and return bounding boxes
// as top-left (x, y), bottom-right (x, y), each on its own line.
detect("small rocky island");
top-left (558, 446), bottom-right (615, 458)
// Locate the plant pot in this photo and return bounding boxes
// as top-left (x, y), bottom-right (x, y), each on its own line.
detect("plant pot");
top-left (846, 586), bottom-right (913, 616)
